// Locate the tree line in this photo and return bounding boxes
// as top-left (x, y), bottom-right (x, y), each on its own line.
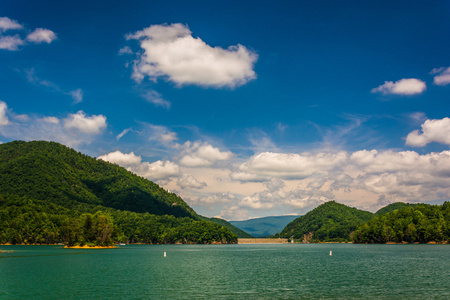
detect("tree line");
top-left (0, 195), bottom-right (237, 246)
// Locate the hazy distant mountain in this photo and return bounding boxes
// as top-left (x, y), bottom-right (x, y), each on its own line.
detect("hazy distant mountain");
top-left (230, 215), bottom-right (299, 237)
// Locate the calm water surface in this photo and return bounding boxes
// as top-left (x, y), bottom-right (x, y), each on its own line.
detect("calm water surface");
top-left (0, 244), bottom-right (448, 299)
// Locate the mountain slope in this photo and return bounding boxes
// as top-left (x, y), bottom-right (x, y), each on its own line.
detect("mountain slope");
top-left (0, 140), bottom-right (238, 245)
top-left (203, 217), bottom-right (253, 238)
top-left (0, 140), bottom-right (195, 218)
top-left (354, 202), bottom-right (450, 243)
top-left (278, 201), bottom-right (374, 242)
top-left (230, 215), bottom-right (299, 237)
top-left (375, 202), bottom-right (420, 216)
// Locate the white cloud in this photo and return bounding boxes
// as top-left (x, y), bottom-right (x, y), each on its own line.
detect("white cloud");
top-left (179, 141), bottom-right (234, 167)
top-left (405, 117), bottom-right (450, 147)
top-left (126, 23), bottom-right (258, 88)
top-left (26, 28), bottom-right (57, 44)
top-left (0, 101), bottom-right (108, 148)
top-left (98, 150), bottom-right (180, 182)
top-left (0, 101), bottom-right (10, 126)
top-left (68, 89), bottom-right (83, 104)
top-left (142, 90), bottom-right (170, 109)
top-left (431, 66), bottom-right (450, 86)
top-left (371, 78), bottom-right (426, 95)
top-left (41, 116), bottom-right (60, 124)
top-left (177, 173), bottom-right (207, 189)
top-left (219, 205), bottom-right (249, 221)
top-left (0, 18), bottom-right (56, 51)
top-left (0, 17), bottom-right (23, 32)
top-left (98, 150), bottom-right (142, 167)
top-left (232, 151), bottom-right (347, 181)
top-left (63, 111), bottom-right (107, 134)
top-left (0, 35), bottom-right (25, 51)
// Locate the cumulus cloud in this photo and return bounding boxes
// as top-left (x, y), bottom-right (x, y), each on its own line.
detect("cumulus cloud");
top-left (431, 67), bottom-right (450, 86)
top-left (371, 78), bottom-right (426, 95)
top-left (0, 35), bottom-right (25, 50)
top-left (126, 23), bottom-right (258, 88)
top-left (142, 90), bottom-right (170, 109)
top-left (63, 111), bottom-right (107, 134)
top-left (98, 150), bottom-right (180, 182)
top-left (177, 173), bottom-right (207, 189)
top-left (179, 141), bottom-right (234, 167)
top-left (405, 117), bottom-right (450, 147)
top-left (0, 17), bottom-right (56, 51)
top-left (26, 28), bottom-right (57, 44)
top-left (231, 151), bottom-right (347, 181)
top-left (0, 101), bottom-right (10, 126)
top-left (0, 17), bottom-right (23, 32)
top-left (0, 102), bottom-right (107, 147)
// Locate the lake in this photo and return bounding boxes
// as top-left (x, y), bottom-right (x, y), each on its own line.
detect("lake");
top-left (0, 244), bottom-right (448, 299)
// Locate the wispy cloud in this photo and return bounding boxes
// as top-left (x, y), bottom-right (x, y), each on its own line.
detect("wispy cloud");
top-left (25, 68), bottom-right (83, 103)
top-left (142, 90), bottom-right (170, 109)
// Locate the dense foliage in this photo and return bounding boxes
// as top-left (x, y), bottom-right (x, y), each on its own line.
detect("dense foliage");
top-left (353, 203), bottom-right (450, 244)
top-left (0, 194), bottom-right (237, 245)
top-left (0, 141), bottom-right (237, 245)
top-left (374, 202), bottom-right (419, 216)
top-left (277, 201), bottom-right (374, 242)
top-left (0, 141), bottom-right (195, 218)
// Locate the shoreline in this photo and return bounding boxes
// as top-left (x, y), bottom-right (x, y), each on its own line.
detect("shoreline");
top-left (63, 245), bottom-right (116, 249)
top-left (238, 238), bottom-right (289, 244)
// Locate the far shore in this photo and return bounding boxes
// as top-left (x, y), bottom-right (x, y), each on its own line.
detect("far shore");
top-left (63, 245), bottom-right (116, 249)
top-left (238, 238), bottom-right (289, 244)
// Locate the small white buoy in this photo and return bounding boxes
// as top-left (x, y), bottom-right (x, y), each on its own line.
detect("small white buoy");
top-left (329, 250), bottom-right (332, 256)
top-left (164, 251), bottom-right (167, 257)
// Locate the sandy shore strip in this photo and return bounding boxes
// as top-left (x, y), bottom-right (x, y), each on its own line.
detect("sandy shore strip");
top-left (238, 238), bottom-right (289, 244)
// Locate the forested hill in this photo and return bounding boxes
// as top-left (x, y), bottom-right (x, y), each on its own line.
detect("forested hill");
top-left (277, 201), bottom-right (374, 242)
top-left (0, 140), bottom-right (238, 245)
top-left (353, 202), bottom-right (450, 244)
top-left (374, 202), bottom-right (420, 216)
top-left (0, 140), bottom-right (195, 218)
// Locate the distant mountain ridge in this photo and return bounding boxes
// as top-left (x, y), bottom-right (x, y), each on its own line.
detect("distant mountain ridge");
top-left (230, 215), bottom-right (299, 237)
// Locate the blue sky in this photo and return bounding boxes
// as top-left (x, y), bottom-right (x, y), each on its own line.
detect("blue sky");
top-left (1, 0), bottom-right (450, 220)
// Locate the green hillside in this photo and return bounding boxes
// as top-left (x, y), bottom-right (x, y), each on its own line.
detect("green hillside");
top-left (0, 141), bottom-right (237, 245)
top-left (353, 202), bottom-right (450, 243)
top-left (375, 202), bottom-right (420, 216)
top-left (230, 215), bottom-right (299, 237)
top-left (277, 201), bottom-right (374, 242)
top-left (0, 140), bottom-right (195, 217)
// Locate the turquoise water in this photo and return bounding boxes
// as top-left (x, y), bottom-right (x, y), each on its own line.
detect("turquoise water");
top-left (0, 244), bottom-right (449, 299)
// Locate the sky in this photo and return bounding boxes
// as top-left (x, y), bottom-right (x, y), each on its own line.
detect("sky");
top-left (1, 0), bottom-right (450, 220)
